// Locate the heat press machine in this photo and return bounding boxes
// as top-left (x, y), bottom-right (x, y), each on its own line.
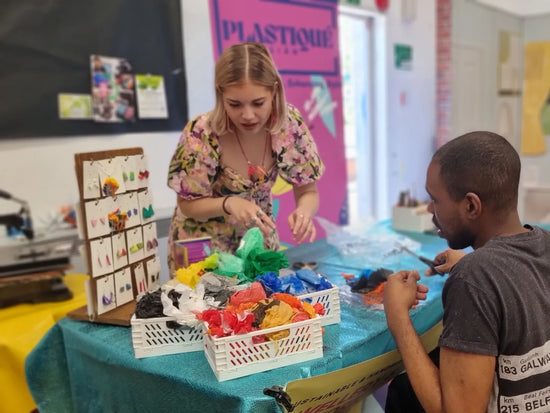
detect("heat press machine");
top-left (0, 189), bottom-right (77, 307)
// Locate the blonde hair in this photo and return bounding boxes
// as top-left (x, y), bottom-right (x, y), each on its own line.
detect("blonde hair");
top-left (210, 42), bottom-right (287, 136)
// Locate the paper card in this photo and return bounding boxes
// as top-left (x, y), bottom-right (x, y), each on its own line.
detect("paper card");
top-left (135, 74), bottom-right (168, 119)
top-left (90, 54), bottom-right (136, 123)
top-left (142, 222), bottom-right (158, 258)
top-left (126, 226), bottom-right (144, 264)
top-left (85, 198), bottom-right (114, 239)
top-left (97, 274), bottom-right (117, 315)
top-left (133, 262), bottom-right (147, 294)
top-left (145, 256), bottom-right (161, 289)
top-left (137, 189), bottom-right (155, 224)
top-left (89, 237), bottom-right (114, 277)
top-left (116, 192), bottom-right (141, 229)
top-left (119, 155), bottom-right (140, 191)
top-left (111, 232), bottom-right (128, 271)
top-left (114, 267), bottom-right (134, 306)
top-left (58, 93), bottom-right (93, 120)
top-left (135, 155), bottom-right (150, 189)
top-left (97, 158), bottom-right (126, 197)
top-left (82, 161), bottom-right (101, 199)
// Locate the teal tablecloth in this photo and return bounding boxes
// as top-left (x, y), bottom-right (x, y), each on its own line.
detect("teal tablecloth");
top-left (25, 220), bottom-right (450, 413)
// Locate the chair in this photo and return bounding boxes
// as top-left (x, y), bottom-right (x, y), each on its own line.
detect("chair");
top-left (265, 321), bottom-right (443, 413)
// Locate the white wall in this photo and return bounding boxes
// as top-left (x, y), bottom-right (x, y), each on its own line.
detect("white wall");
top-left (384, 0), bottom-right (436, 208)
top-left (451, 0), bottom-right (550, 218)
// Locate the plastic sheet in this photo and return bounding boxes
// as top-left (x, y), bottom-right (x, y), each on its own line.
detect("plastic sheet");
top-left (315, 216), bottom-right (421, 268)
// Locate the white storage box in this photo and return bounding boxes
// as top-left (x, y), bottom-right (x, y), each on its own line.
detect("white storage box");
top-left (392, 205), bottom-right (435, 232)
top-left (131, 314), bottom-right (204, 358)
top-left (204, 317), bottom-right (324, 381)
top-left (131, 284), bottom-right (339, 358)
top-left (298, 285), bottom-right (340, 326)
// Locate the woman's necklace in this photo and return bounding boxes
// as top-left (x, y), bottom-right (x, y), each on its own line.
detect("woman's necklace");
top-left (234, 130), bottom-right (270, 183)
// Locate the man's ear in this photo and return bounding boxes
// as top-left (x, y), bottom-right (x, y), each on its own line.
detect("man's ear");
top-left (464, 192), bottom-right (482, 218)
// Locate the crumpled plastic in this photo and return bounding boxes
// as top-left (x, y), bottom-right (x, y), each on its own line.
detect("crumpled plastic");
top-left (229, 281), bottom-right (267, 307)
top-left (134, 289), bottom-right (164, 318)
top-left (175, 261), bottom-right (206, 288)
top-left (216, 229), bottom-right (289, 282)
top-left (161, 282), bottom-right (209, 327)
top-left (315, 216), bottom-right (421, 268)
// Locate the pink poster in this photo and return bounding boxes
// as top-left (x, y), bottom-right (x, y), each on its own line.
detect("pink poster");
top-left (209, 0), bottom-right (347, 245)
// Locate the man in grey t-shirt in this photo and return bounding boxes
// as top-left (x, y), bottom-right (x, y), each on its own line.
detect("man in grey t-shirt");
top-left (383, 131), bottom-right (550, 413)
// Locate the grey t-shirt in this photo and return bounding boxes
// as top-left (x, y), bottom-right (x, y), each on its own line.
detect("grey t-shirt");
top-left (439, 226), bottom-right (550, 413)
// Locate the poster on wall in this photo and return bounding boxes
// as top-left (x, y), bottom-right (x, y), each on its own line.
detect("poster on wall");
top-left (90, 55), bottom-right (136, 123)
top-left (208, 0), bottom-right (346, 244)
top-left (520, 42), bottom-right (550, 155)
top-left (498, 31), bottom-right (522, 96)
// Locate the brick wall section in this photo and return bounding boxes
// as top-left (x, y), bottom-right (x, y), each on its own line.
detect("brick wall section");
top-left (436, 0), bottom-right (452, 147)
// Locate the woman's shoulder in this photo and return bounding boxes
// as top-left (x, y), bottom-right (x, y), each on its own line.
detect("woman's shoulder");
top-left (184, 112), bottom-right (216, 136)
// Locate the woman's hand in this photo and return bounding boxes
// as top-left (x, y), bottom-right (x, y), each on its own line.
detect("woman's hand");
top-left (288, 209), bottom-right (316, 244)
top-left (424, 249), bottom-right (467, 276)
top-left (224, 196), bottom-right (276, 238)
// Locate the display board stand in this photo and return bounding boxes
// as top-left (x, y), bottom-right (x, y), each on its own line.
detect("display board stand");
top-left (70, 147), bottom-right (161, 326)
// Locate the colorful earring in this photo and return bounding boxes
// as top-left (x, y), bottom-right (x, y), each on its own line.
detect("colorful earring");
top-left (142, 205), bottom-right (154, 219)
top-left (102, 292), bottom-right (113, 305)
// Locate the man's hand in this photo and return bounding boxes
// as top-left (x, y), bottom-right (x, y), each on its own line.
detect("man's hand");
top-left (425, 249), bottom-right (467, 276)
top-left (383, 270), bottom-right (428, 329)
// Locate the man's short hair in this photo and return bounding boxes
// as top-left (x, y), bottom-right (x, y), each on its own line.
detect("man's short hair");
top-left (432, 131), bottom-right (521, 213)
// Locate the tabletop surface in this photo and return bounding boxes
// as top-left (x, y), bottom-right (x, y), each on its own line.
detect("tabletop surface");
top-left (26, 221), bottom-right (452, 413)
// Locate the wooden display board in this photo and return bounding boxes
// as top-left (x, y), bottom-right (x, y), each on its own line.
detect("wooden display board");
top-left (71, 147), bottom-right (161, 325)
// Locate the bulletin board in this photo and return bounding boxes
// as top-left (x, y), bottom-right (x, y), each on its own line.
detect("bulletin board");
top-left (0, 0), bottom-right (187, 138)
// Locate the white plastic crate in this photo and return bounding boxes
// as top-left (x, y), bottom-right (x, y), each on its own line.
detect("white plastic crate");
top-left (298, 285), bottom-right (340, 326)
top-left (131, 314), bottom-right (204, 358)
top-left (204, 317), bottom-right (324, 381)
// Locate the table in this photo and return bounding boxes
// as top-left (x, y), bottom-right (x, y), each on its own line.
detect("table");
top-left (0, 273), bottom-right (88, 413)
top-left (25, 221), bottom-right (449, 413)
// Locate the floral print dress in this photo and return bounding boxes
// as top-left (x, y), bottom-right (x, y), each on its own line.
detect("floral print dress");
top-left (166, 104), bottom-right (324, 276)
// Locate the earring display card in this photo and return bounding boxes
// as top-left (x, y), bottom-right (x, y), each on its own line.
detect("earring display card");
top-left (126, 227), bottom-right (145, 264)
top-left (142, 222), bottom-right (158, 258)
top-left (85, 198), bottom-right (113, 239)
top-left (111, 232), bottom-right (128, 271)
top-left (145, 256), bottom-right (161, 290)
top-left (138, 190), bottom-right (155, 225)
top-left (135, 155), bottom-right (149, 189)
top-left (89, 237), bottom-right (114, 277)
top-left (114, 267), bottom-right (134, 306)
top-left (97, 274), bottom-right (117, 315)
top-left (83, 161), bottom-right (101, 199)
top-left (74, 147), bottom-right (161, 325)
top-left (121, 155), bottom-right (140, 192)
top-left (97, 158), bottom-right (126, 197)
top-left (117, 192), bottom-right (141, 229)
top-left (133, 263), bottom-right (147, 295)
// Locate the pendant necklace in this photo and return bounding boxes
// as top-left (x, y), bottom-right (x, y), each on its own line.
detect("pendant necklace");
top-left (234, 130), bottom-right (270, 183)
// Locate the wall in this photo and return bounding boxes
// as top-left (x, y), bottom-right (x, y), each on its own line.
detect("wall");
top-left (0, 0), bottom-right (438, 229)
top-left (351, 0), bottom-right (437, 211)
top-left (522, 14), bottom-right (550, 187)
top-left (451, 0), bottom-right (550, 218)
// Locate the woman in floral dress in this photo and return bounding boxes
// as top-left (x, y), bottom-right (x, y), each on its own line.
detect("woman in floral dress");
top-left (166, 42), bottom-right (324, 276)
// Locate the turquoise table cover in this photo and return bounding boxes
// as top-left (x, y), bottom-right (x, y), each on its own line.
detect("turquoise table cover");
top-left (25, 220), bottom-right (451, 413)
